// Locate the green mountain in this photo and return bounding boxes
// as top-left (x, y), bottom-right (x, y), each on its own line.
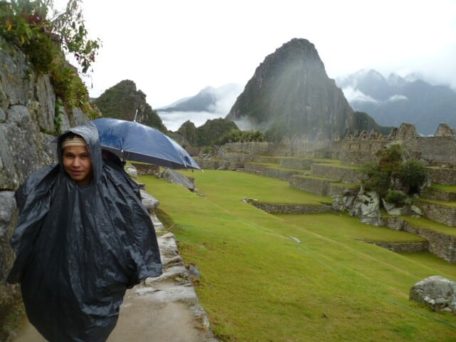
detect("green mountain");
top-left (93, 80), bottom-right (166, 132)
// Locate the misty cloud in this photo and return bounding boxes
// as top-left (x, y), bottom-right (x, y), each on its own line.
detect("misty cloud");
top-left (342, 87), bottom-right (378, 103)
top-left (158, 110), bottom-right (225, 131)
top-left (387, 94), bottom-right (408, 102)
top-left (207, 83), bottom-right (243, 114)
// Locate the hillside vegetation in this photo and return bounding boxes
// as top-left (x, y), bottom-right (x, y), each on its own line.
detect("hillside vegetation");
top-left (93, 79), bottom-right (166, 132)
top-left (141, 170), bottom-right (456, 341)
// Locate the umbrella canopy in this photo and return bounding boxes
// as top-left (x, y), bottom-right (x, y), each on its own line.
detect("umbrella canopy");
top-left (91, 118), bottom-right (200, 169)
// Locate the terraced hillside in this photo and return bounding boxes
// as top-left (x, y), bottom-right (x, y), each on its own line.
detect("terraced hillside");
top-left (244, 156), bottom-right (361, 196)
top-left (241, 153), bottom-right (456, 263)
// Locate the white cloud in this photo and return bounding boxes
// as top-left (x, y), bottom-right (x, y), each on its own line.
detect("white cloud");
top-left (387, 95), bottom-right (408, 102)
top-left (158, 111), bottom-right (224, 131)
top-left (342, 87), bottom-right (378, 103)
top-left (52, 0), bottom-right (456, 106)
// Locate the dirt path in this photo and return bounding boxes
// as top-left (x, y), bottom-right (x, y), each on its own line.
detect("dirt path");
top-left (13, 215), bottom-right (216, 342)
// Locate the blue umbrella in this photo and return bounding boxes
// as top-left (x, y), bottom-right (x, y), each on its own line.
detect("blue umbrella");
top-left (91, 118), bottom-right (200, 169)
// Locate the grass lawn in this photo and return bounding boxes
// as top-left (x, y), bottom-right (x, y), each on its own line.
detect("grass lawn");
top-left (431, 184), bottom-right (456, 193)
top-left (140, 170), bottom-right (456, 342)
top-left (404, 216), bottom-right (456, 236)
top-left (420, 198), bottom-right (456, 208)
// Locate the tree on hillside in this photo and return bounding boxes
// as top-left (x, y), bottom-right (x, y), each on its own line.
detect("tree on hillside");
top-left (196, 118), bottom-right (239, 146)
top-left (362, 144), bottom-right (427, 203)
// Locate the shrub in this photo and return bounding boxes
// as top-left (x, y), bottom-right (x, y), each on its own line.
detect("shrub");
top-left (384, 190), bottom-right (407, 206)
top-left (217, 129), bottom-right (265, 145)
top-left (398, 160), bottom-right (427, 194)
top-left (0, 0), bottom-right (100, 121)
top-left (362, 144), bottom-right (428, 200)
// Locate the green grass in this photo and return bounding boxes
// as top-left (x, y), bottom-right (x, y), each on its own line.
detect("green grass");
top-left (246, 162), bottom-right (308, 173)
top-left (141, 170), bottom-right (456, 342)
top-left (419, 198), bottom-right (456, 208)
top-left (431, 184), bottom-right (456, 193)
top-left (404, 216), bottom-right (456, 236)
top-left (314, 162), bottom-right (362, 170)
top-left (293, 174), bottom-right (338, 182)
top-left (277, 213), bottom-right (425, 243)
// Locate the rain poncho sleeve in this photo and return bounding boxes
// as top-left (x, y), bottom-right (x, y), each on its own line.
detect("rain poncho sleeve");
top-left (7, 123), bottom-right (162, 342)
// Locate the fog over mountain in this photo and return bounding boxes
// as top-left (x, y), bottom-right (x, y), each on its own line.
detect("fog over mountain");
top-left (158, 69), bottom-right (456, 136)
top-left (337, 69), bottom-right (456, 135)
top-left (157, 84), bottom-right (242, 131)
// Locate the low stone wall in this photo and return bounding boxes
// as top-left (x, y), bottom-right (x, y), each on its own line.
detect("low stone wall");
top-left (193, 157), bottom-right (240, 170)
top-left (279, 158), bottom-right (313, 170)
top-left (289, 175), bottom-right (334, 196)
top-left (417, 201), bottom-right (456, 227)
top-left (311, 164), bottom-right (362, 183)
top-left (426, 167), bottom-right (456, 185)
top-left (131, 163), bottom-right (160, 175)
top-left (328, 183), bottom-right (359, 197)
top-left (384, 217), bottom-right (456, 263)
top-left (244, 163), bottom-right (302, 181)
top-left (244, 199), bottom-right (332, 214)
top-left (422, 188), bottom-right (456, 202)
top-left (254, 156), bottom-right (280, 164)
top-left (366, 240), bottom-right (429, 253)
top-left (219, 141), bottom-right (273, 155)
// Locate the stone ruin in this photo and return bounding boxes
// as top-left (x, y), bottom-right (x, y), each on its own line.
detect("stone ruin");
top-left (337, 123), bottom-right (456, 166)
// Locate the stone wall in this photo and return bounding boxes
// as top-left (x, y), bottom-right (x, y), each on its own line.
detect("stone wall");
top-left (410, 137), bottom-right (456, 166)
top-left (289, 175), bottom-right (334, 196)
top-left (244, 199), bottom-right (332, 214)
top-left (426, 167), bottom-right (456, 185)
top-left (279, 157), bottom-right (313, 170)
top-left (417, 201), bottom-right (456, 227)
top-left (0, 36), bottom-right (89, 337)
top-left (422, 188), bottom-right (456, 202)
top-left (335, 123), bottom-right (456, 167)
top-left (131, 163), bottom-right (160, 175)
top-left (244, 163), bottom-right (302, 181)
top-left (384, 217), bottom-right (456, 263)
top-left (310, 164), bottom-right (362, 183)
top-left (367, 240), bottom-right (429, 253)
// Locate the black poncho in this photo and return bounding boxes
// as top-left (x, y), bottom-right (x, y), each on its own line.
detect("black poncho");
top-left (7, 123), bottom-right (162, 341)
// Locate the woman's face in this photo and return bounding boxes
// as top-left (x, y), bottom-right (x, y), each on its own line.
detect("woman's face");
top-left (62, 145), bottom-right (93, 185)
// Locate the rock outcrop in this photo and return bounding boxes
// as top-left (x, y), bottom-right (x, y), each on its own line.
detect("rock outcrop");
top-left (226, 38), bottom-right (383, 141)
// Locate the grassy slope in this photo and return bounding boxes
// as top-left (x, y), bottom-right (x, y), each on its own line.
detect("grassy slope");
top-left (141, 170), bottom-right (456, 342)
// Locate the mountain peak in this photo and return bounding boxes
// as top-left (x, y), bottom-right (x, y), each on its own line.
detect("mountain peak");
top-left (226, 39), bottom-right (382, 140)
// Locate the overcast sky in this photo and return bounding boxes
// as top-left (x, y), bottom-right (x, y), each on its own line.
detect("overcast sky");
top-left (55, 0), bottom-right (456, 108)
